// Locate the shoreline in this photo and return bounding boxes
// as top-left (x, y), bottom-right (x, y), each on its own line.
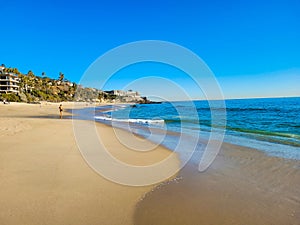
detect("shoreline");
top-left (68, 102), bottom-right (300, 224)
top-left (1, 102), bottom-right (299, 224)
top-left (91, 100), bottom-right (300, 162)
top-left (134, 140), bottom-right (300, 225)
top-left (67, 103), bottom-right (300, 224)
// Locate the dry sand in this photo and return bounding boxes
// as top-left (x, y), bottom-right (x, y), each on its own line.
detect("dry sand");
top-left (1, 102), bottom-right (299, 225)
top-left (0, 103), bottom-right (179, 225)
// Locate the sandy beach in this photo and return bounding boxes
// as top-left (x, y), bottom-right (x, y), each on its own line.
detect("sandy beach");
top-left (1, 103), bottom-right (299, 225)
top-left (0, 103), bottom-right (178, 225)
top-left (135, 141), bottom-right (300, 225)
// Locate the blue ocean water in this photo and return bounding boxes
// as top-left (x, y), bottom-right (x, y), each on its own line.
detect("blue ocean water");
top-left (94, 97), bottom-right (300, 160)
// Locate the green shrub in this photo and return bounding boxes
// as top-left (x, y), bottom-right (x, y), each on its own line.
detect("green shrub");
top-left (0, 93), bottom-right (21, 102)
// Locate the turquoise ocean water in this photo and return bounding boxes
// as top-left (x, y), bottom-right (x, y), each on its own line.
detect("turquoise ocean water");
top-left (92, 97), bottom-right (300, 160)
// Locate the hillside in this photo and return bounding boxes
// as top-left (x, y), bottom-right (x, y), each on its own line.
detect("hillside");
top-left (0, 65), bottom-right (149, 103)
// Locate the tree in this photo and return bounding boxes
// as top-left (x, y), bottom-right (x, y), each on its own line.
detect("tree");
top-left (27, 70), bottom-right (34, 78)
top-left (41, 72), bottom-right (47, 94)
top-left (59, 72), bottom-right (64, 81)
top-left (12, 68), bottom-right (20, 74)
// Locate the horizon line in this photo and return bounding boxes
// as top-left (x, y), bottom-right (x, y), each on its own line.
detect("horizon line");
top-left (149, 95), bottom-right (300, 102)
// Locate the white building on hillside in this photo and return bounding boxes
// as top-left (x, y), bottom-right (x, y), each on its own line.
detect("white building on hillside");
top-left (104, 89), bottom-right (143, 102)
top-left (0, 66), bottom-right (19, 93)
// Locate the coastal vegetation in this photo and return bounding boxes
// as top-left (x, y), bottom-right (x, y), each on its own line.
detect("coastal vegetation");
top-left (3, 69), bottom-right (77, 102)
top-left (0, 64), bottom-right (150, 103)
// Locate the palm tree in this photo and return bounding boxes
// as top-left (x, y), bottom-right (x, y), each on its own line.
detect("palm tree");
top-left (25, 70), bottom-right (35, 92)
top-left (41, 72), bottom-right (47, 94)
top-left (59, 72), bottom-right (64, 82)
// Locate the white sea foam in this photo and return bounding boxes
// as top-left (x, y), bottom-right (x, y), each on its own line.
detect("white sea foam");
top-left (94, 116), bottom-right (165, 126)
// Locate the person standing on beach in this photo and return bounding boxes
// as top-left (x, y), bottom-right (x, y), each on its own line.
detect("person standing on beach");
top-left (59, 104), bottom-right (63, 119)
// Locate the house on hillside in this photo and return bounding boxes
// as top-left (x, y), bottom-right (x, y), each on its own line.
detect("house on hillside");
top-left (0, 65), bottom-right (19, 94)
top-left (104, 89), bottom-right (143, 102)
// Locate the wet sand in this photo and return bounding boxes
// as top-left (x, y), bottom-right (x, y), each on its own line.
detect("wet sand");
top-left (1, 102), bottom-right (299, 225)
top-left (134, 142), bottom-right (300, 224)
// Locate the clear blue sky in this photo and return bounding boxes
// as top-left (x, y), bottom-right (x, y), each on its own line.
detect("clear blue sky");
top-left (1, 0), bottom-right (299, 99)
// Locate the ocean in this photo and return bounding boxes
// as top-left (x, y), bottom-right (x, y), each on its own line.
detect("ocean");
top-left (72, 97), bottom-right (300, 224)
top-left (93, 97), bottom-right (300, 161)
